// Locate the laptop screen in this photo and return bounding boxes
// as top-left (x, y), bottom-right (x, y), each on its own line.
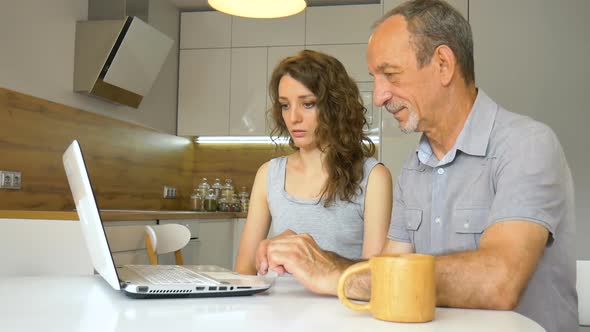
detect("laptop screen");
top-left (63, 140), bottom-right (122, 290)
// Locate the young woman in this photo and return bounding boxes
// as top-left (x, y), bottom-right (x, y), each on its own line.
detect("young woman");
top-left (234, 50), bottom-right (392, 275)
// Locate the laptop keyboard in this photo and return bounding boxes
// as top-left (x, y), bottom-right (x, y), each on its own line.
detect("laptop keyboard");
top-left (127, 265), bottom-right (219, 285)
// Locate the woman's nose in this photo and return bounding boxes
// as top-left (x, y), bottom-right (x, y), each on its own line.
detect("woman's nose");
top-left (287, 106), bottom-right (302, 123)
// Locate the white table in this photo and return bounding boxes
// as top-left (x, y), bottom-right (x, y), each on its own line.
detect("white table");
top-left (0, 275), bottom-right (545, 332)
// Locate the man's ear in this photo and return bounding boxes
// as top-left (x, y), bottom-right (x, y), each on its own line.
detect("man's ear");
top-left (433, 45), bottom-right (456, 86)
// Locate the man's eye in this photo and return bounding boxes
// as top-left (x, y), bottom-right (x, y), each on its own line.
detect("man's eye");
top-left (385, 72), bottom-right (398, 80)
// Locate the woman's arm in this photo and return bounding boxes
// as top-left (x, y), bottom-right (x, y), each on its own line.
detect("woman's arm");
top-left (234, 162), bottom-right (272, 275)
top-left (361, 163), bottom-right (393, 258)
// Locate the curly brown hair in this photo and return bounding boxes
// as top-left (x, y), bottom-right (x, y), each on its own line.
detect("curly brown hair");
top-left (268, 49), bottom-right (375, 207)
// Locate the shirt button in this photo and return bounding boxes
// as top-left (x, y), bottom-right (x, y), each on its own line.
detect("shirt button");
top-left (437, 168), bottom-right (445, 175)
top-left (434, 217), bottom-right (441, 224)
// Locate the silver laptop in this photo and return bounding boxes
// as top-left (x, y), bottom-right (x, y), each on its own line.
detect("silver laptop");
top-left (63, 140), bottom-right (272, 298)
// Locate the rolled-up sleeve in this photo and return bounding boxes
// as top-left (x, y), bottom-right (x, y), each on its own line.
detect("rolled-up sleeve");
top-left (488, 122), bottom-right (570, 236)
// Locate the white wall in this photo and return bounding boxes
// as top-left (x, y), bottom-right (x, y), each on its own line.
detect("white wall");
top-left (0, 0), bottom-right (179, 134)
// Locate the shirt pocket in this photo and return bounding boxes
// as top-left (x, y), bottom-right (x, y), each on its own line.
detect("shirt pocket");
top-left (404, 208), bottom-right (423, 247)
top-left (452, 207), bottom-right (489, 250)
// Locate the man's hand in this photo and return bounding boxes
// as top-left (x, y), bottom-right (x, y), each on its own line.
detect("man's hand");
top-left (255, 230), bottom-right (355, 295)
top-left (255, 229), bottom-right (295, 275)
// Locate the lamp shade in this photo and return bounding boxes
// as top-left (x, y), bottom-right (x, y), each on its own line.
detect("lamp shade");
top-left (208, 0), bottom-right (306, 19)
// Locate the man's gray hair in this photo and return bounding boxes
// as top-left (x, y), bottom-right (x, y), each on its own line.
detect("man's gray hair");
top-left (373, 0), bottom-right (475, 85)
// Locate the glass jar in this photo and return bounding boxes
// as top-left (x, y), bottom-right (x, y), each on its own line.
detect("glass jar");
top-left (217, 197), bottom-right (229, 212)
top-left (197, 178), bottom-right (210, 198)
top-left (190, 190), bottom-right (203, 211)
top-left (212, 178), bottom-right (223, 199)
top-left (230, 194), bottom-right (241, 212)
top-left (222, 178), bottom-right (234, 200)
top-left (238, 186), bottom-right (249, 213)
top-left (204, 189), bottom-right (218, 212)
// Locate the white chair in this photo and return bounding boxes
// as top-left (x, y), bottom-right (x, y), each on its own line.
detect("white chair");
top-left (578, 260), bottom-right (590, 326)
top-left (144, 224), bottom-right (190, 265)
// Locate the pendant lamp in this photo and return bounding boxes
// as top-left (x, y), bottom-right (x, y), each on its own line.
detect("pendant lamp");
top-left (208, 0), bottom-right (307, 19)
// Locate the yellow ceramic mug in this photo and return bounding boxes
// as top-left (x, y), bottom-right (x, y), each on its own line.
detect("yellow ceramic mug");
top-left (337, 253), bottom-right (436, 323)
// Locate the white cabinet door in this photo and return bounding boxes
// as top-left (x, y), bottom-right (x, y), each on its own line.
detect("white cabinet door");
top-left (305, 4), bottom-right (382, 45)
top-left (232, 218), bottom-right (246, 268)
top-left (178, 48), bottom-right (231, 136)
top-left (229, 47), bottom-right (268, 135)
top-left (0, 219), bottom-right (93, 276)
top-left (383, 0), bottom-right (468, 19)
top-left (180, 11), bottom-right (232, 49)
top-left (305, 44), bottom-right (372, 83)
top-left (231, 13), bottom-right (305, 47)
top-left (197, 219), bottom-right (234, 269)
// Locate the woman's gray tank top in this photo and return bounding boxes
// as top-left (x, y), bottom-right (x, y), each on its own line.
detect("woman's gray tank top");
top-left (267, 156), bottom-right (380, 259)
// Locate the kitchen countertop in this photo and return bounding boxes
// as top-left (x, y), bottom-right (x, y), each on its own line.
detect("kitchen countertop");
top-left (0, 209), bottom-right (247, 221)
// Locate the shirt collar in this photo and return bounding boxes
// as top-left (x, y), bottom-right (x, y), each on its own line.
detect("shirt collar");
top-left (416, 89), bottom-right (498, 165)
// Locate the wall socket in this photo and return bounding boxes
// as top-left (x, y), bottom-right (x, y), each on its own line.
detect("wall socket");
top-left (163, 186), bottom-right (177, 199)
top-left (0, 170), bottom-right (22, 190)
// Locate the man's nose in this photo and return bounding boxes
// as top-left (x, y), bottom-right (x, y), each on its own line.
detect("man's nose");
top-left (373, 78), bottom-right (392, 107)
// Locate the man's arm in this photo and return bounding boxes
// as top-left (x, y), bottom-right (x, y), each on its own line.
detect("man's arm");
top-left (343, 222), bottom-right (547, 307)
top-left (435, 220), bottom-right (548, 309)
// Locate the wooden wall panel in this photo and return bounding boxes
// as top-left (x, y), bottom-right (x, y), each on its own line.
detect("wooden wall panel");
top-left (0, 87), bottom-right (194, 211)
top-left (192, 142), bottom-right (379, 195)
top-left (192, 143), bottom-right (291, 195)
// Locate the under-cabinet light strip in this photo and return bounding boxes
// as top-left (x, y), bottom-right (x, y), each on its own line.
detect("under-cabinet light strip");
top-left (194, 136), bottom-right (380, 144)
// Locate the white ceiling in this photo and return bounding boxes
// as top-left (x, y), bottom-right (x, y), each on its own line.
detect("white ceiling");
top-left (168, 0), bottom-right (379, 11)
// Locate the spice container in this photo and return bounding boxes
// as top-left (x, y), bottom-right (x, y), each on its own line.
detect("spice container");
top-left (222, 178), bottom-right (234, 199)
top-left (212, 178), bottom-right (223, 198)
top-left (204, 189), bottom-right (218, 212)
top-left (190, 190), bottom-right (203, 211)
top-left (238, 186), bottom-right (250, 213)
top-left (229, 194), bottom-right (241, 212)
top-left (217, 196), bottom-right (229, 212)
top-left (197, 178), bottom-right (210, 198)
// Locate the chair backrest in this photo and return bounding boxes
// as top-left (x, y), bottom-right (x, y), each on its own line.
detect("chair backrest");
top-left (144, 224), bottom-right (190, 265)
top-left (579, 260), bottom-right (590, 326)
top-left (0, 219), bottom-right (93, 276)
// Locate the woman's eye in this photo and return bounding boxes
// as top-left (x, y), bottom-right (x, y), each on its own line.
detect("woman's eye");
top-left (280, 103), bottom-right (289, 110)
top-left (303, 102), bottom-right (316, 109)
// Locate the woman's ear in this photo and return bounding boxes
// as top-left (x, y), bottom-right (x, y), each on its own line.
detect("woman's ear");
top-left (434, 45), bottom-right (456, 86)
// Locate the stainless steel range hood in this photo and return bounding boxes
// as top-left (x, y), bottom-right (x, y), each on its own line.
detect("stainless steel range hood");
top-left (74, 2), bottom-right (173, 108)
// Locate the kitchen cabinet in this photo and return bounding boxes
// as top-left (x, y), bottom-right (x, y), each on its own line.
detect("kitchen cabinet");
top-left (232, 218), bottom-right (246, 268)
top-left (305, 44), bottom-right (373, 83)
top-left (231, 14), bottom-right (305, 47)
top-left (229, 47), bottom-right (268, 135)
top-left (177, 48), bottom-right (231, 136)
top-left (104, 220), bottom-right (157, 267)
top-left (177, 4), bottom-right (382, 137)
top-left (180, 11), bottom-right (231, 49)
top-left (0, 219), bottom-right (93, 276)
top-left (305, 4), bottom-right (382, 45)
top-left (383, 0), bottom-right (468, 19)
top-left (196, 219), bottom-right (234, 269)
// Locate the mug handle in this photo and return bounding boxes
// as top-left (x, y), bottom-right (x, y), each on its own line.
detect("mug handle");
top-left (337, 261), bottom-right (371, 312)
